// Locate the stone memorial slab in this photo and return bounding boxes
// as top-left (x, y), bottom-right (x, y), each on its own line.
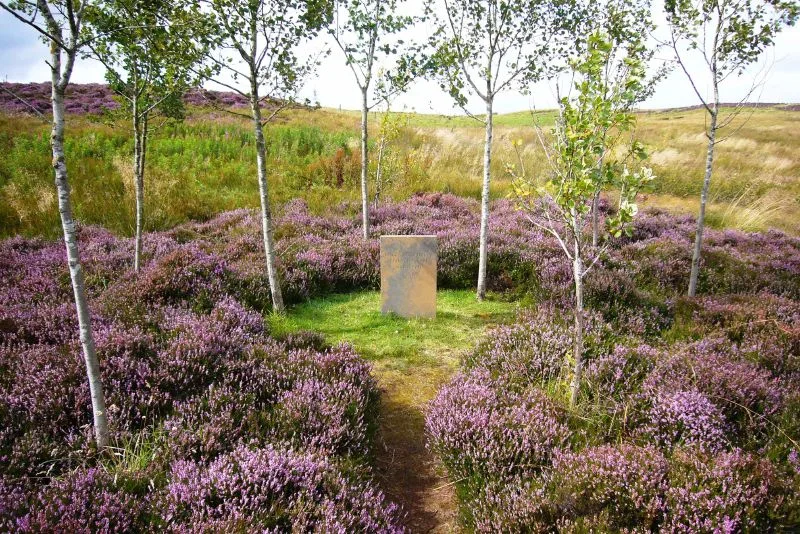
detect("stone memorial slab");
top-left (380, 235), bottom-right (437, 318)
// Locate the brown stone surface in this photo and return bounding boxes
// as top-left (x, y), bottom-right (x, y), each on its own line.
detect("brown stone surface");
top-left (380, 235), bottom-right (437, 318)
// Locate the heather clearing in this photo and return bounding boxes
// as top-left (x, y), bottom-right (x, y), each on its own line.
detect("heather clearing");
top-left (1, 83), bottom-right (800, 534)
top-left (2, 193), bottom-right (799, 531)
top-left (2, 91), bottom-right (800, 531)
top-left (268, 290), bottom-right (519, 531)
top-left (2, 0), bottom-right (799, 526)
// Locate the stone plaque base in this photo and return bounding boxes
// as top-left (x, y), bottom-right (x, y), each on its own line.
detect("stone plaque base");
top-left (380, 235), bottom-right (437, 318)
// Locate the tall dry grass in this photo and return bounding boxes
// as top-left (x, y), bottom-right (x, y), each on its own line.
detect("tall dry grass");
top-left (0, 105), bottom-right (797, 237)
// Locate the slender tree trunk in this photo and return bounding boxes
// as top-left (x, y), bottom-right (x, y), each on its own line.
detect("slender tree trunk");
top-left (476, 96), bottom-right (493, 300)
top-left (569, 229), bottom-right (584, 407)
top-left (50, 50), bottom-right (109, 448)
top-left (591, 152), bottom-right (605, 247)
top-left (591, 191), bottom-right (600, 248)
top-left (132, 105), bottom-right (145, 272)
top-left (140, 115), bottom-right (148, 258)
top-left (360, 86), bottom-right (370, 239)
top-left (250, 83), bottom-right (285, 313)
top-left (688, 107), bottom-right (717, 297)
top-left (374, 127), bottom-right (386, 209)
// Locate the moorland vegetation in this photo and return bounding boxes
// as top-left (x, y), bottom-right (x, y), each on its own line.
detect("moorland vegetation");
top-left (1, 0), bottom-right (798, 530)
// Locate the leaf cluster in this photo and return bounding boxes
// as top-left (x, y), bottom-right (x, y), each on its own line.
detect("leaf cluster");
top-left (422, 0), bottom-right (593, 111)
top-left (511, 30), bottom-right (655, 261)
top-left (202, 0), bottom-right (332, 108)
top-left (666, 0), bottom-right (799, 80)
top-left (329, 0), bottom-right (414, 98)
top-left (85, 0), bottom-right (216, 122)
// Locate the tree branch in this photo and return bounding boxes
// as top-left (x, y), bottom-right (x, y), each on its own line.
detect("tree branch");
top-left (0, 1), bottom-right (66, 49)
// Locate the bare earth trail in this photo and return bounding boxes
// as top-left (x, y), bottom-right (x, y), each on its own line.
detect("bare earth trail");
top-left (269, 290), bottom-right (517, 533)
top-left (373, 347), bottom-right (462, 532)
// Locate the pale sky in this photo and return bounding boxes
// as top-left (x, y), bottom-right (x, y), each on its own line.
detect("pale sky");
top-left (1, 2), bottom-right (798, 115)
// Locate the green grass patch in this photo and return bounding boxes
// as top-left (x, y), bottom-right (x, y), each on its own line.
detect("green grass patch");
top-left (269, 289), bottom-right (519, 372)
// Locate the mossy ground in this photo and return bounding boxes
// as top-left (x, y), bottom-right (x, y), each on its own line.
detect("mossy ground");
top-left (269, 289), bottom-right (519, 532)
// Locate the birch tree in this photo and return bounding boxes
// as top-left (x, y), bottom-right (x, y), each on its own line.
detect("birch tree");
top-left (87, 0), bottom-right (213, 272)
top-left (328, 0), bottom-right (413, 239)
top-left (426, 0), bottom-right (590, 300)
top-left (372, 95), bottom-right (407, 207)
top-left (0, 0), bottom-right (109, 447)
top-left (202, 0), bottom-right (330, 313)
top-left (510, 32), bottom-right (654, 406)
top-left (664, 0), bottom-right (798, 297)
top-left (588, 0), bottom-right (664, 247)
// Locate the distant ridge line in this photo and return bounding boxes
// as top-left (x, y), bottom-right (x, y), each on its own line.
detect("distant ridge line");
top-left (0, 82), bottom-right (306, 116)
top-left (1, 82), bottom-right (798, 116)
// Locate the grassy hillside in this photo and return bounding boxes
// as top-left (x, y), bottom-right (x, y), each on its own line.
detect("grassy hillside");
top-left (1, 104), bottom-right (798, 238)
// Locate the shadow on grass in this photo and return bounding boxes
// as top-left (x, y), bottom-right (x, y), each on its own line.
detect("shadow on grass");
top-left (374, 392), bottom-right (458, 533)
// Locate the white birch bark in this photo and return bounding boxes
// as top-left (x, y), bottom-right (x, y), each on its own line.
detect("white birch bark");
top-left (132, 101), bottom-right (146, 272)
top-left (45, 18), bottom-right (109, 448)
top-left (373, 129), bottom-right (386, 209)
top-left (688, 93), bottom-right (718, 296)
top-left (688, 48), bottom-right (719, 297)
top-left (476, 96), bottom-right (493, 300)
top-left (360, 87), bottom-right (370, 239)
top-left (250, 81), bottom-right (285, 313)
top-left (569, 223), bottom-right (584, 407)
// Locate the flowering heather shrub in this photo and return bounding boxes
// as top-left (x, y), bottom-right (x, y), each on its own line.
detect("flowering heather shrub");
top-left (619, 219), bottom-right (800, 299)
top-left (274, 376), bottom-right (372, 454)
top-left (465, 307), bottom-right (616, 392)
top-left (17, 468), bottom-right (145, 533)
top-left (625, 208), bottom-right (697, 243)
top-left (0, 214), bottom-right (399, 528)
top-left (644, 337), bottom-right (786, 440)
top-left (0, 83), bottom-right (259, 115)
top-left (0, 82), bottom-right (120, 115)
top-left (549, 444), bottom-right (669, 530)
top-left (166, 342), bottom-right (377, 460)
top-left (0, 237), bottom-right (70, 304)
top-left (2, 344), bottom-right (88, 431)
top-left (163, 444), bottom-right (405, 532)
top-left (466, 477), bottom-right (548, 532)
top-left (623, 238), bottom-right (695, 296)
top-left (153, 303), bottom-right (264, 398)
top-left (464, 309), bottom-right (572, 386)
top-left (0, 343), bottom-right (95, 475)
top-left (107, 245), bottom-right (230, 312)
top-left (583, 343), bottom-right (658, 402)
top-left (182, 88), bottom-right (251, 108)
top-left (279, 329), bottom-right (328, 351)
top-left (3, 193), bottom-right (800, 530)
top-left (168, 194), bottom-right (564, 304)
top-left (426, 369), bottom-right (568, 484)
top-left (679, 294), bottom-right (800, 379)
top-left (148, 193), bottom-right (800, 318)
top-left (0, 300), bottom-right (82, 347)
top-left (584, 265), bottom-right (672, 337)
top-left (275, 345), bottom-right (378, 455)
top-left (165, 382), bottom-right (261, 461)
top-left (94, 323), bottom-right (169, 430)
top-left (425, 201), bottom-right (799, 529)
top-left (0, 476), bottom-right (30, 530)
top-left (641, 389), bottom-right (729, 453)
top-left (664, 447), bottom-right (775, 532)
